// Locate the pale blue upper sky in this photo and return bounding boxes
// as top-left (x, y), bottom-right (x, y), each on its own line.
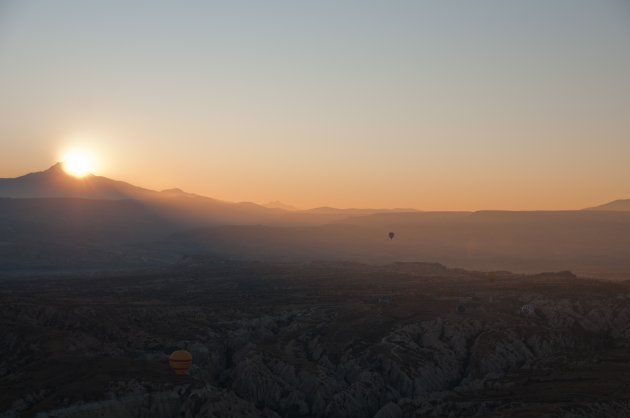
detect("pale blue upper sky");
top-left (1, 1), bottom-right (629, 209)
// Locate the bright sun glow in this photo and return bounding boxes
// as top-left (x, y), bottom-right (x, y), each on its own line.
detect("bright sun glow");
top-left (62, 150), bottom-right (94, 178)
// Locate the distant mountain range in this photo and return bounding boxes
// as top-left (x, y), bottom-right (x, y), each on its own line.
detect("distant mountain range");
top-left (0, 164), bottom-right (419, 221)
top-left (2, 163), bottom-right (627, 215)
top-left (1, 164), bottom-right (630, 278)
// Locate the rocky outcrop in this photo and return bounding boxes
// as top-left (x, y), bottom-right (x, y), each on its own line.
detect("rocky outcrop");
top-left (3, 265), bottom-right (630, 417)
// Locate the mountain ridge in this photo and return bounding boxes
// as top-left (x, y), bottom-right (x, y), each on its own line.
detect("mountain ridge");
top-left (0, 164), bottom-right (424, 216)
top-left (585, 199), bottom-right (630, 212)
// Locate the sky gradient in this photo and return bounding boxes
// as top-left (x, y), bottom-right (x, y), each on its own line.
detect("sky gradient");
top-left (1, 1), bottom-right (629, 210)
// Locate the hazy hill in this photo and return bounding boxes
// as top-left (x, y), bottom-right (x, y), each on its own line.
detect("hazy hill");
top-left (585, 199), bottom-right (630, 211)
top-left (168, 210), bottom-right (630, 279)
top-left (303, 206), bottom-right (419, 215)
top-left (263, 201), bottom-right (299, 211)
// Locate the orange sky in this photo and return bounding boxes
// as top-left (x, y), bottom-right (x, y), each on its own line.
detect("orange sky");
top-left (1, 2), bottom-right (629, 211)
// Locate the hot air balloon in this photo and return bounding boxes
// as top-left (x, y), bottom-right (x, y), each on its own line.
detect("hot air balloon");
top-left (169, 350), bottom-right (192, 375)
top-left (388, 232), bottom-right (395, 240)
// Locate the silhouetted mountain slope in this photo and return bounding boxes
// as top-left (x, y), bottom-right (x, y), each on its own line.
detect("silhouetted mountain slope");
top-left (0, 194), bottom-right (284, 244)
top-left (0, 163), bottom-right (159, 200)
top-left (0, 197), bottom-right (169, 237)
top-left (0, 198), bottom-right (179, 271)
top-left (0, 164), bottom-right (416, 230)
top-left (0, 164), bottom-right (292, 225)
top-left (585, 199), bottom-right (630, 211)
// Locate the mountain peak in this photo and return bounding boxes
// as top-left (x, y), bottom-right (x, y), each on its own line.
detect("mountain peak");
top-left (42, 162), bottom-right (67, 175)
top-left (42, 162), bottom-right (92, 178)
top-left (0, 164), bottom-right (149, 200)
top-left (48, 162), bottom-right (64, 171)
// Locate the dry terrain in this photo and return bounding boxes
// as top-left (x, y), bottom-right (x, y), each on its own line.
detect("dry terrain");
top-left (2, 259), bottom-right (630, 417)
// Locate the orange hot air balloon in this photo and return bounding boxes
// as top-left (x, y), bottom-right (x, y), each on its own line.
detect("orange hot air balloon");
top-left (169, 350), bottom-right (192, 375)
top-left (388, 232), bottom-right (395, 240)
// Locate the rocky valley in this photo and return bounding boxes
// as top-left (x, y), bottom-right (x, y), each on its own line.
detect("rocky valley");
top-left (2, 259), bottom-right (630, 417)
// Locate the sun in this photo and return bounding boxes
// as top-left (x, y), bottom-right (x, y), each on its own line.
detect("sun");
top-left (62, 150), bottom-right (94, 178)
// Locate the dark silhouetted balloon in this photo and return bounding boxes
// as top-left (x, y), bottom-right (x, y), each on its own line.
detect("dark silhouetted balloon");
top-left (388, 232), bottom-right (395, 240)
